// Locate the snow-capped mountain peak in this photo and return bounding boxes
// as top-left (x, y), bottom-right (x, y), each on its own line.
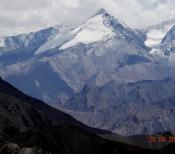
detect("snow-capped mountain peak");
top-left (95, 8), bottom-right (129, 29)
top-left (94, 8), bottom-right (108, 16)
top-left (35, 9), bottom-right (116, 54)
top-left (59, 11), bottom-right (115, 50)
top-left (36, 9), bottom-right (147, 54)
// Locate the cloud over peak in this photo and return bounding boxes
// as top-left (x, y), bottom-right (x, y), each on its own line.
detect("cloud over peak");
top-left (0, 0), bottom-right (175, 36)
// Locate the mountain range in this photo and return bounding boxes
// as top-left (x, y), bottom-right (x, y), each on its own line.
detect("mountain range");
top-left (0, 9), bottom-right (175, 136)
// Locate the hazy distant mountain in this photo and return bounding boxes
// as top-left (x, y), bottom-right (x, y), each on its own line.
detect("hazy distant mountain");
top-left (64, 79), bottom-right (175, 135)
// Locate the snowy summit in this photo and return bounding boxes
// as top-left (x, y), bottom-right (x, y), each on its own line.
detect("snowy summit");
top-left (35, 8), bottom-right (138, 55)
top-left (59, 9), bottom-right (115, 50)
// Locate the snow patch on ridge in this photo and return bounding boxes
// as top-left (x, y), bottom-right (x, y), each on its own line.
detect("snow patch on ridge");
top-left (35, 27), bottom-right (70, 55)
top-left (0, 37), bottom-right (5, 47)
top-left (35, 80), bottom-right (40, 87)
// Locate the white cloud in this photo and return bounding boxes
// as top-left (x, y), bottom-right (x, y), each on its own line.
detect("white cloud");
top-left (0, 0), bottom-right (175, 36)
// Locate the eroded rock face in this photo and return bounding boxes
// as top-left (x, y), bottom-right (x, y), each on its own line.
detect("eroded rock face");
top-left (63, 79), bottom-right (175, 136)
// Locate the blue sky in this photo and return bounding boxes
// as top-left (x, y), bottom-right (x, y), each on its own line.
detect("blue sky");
top-left (0, 0), bottom-right (175, 35)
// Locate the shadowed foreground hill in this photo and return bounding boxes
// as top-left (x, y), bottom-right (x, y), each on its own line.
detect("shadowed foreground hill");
top-left (0, 77), bottom-right (175, 154)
